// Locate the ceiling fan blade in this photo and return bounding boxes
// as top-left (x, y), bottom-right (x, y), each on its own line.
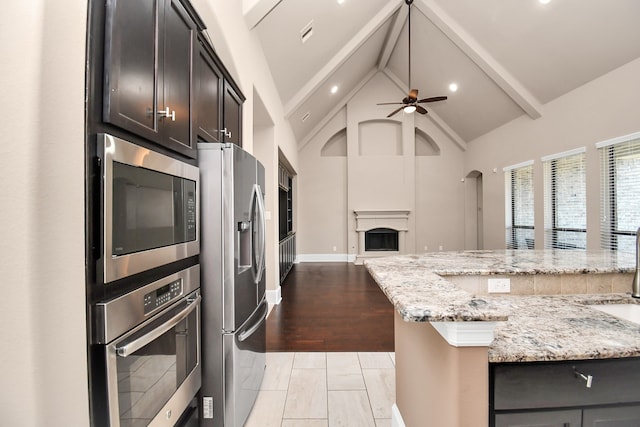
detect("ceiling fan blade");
top-left (408, 89), bottom-right (419, 100)
top-left (387, 106), bottom-right (404, 118)
top-left (417, 96), bottom-right (448, 103)
top-left (415, 105), bottom-right (428, 114)
top-left (377, 102), bottom-right (405, 105)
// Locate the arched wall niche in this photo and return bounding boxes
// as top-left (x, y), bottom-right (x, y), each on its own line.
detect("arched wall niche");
top-left (415, 128), bottom-right (440, 156)
top-left (321, 128), bottom-right (347, 157)
top-left (358, 119), bottom-right (402, 156)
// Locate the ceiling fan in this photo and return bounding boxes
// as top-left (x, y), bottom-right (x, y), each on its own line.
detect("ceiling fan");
top-left (377, 0), bottom-right (447, 118)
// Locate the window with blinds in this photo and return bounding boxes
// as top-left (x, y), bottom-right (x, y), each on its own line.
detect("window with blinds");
top-left (504, 161), bottom-right (534, 249)
top-left (598, 133), bottom-right (640, 253)
top-left (543, 148), bottom-right (586, 249)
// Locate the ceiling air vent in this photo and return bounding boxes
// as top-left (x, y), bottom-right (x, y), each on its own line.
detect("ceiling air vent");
top-left (301, 112), bottom-right (310, 122)
top-left (300, 20), bottom-right (313, 43)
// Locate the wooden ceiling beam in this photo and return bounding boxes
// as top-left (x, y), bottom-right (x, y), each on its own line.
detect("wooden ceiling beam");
top-left (377, 6), bottom-right (408, 70)
top-left (243, 0), bottom-right (282, 30)
top-left (283, 1), bottom-right (402, 119)
top-left (415, 0), bottom-right (543, 119)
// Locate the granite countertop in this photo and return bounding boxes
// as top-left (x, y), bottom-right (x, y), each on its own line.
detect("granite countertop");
top-left (364, 250), bottom-right (640, 362)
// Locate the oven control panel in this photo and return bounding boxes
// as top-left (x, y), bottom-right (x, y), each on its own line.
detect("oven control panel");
top-left (143, 279), bottom-right (183, 314)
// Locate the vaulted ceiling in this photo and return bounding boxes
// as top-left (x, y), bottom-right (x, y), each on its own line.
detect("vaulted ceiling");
top-left (246, 0), bottom-right (640, 147)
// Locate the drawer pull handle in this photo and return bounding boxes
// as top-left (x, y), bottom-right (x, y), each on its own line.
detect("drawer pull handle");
top-left (573, 366), bottom-right (593, 388)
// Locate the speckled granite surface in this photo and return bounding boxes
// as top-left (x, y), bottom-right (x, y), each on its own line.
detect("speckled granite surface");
top-left (487, 293), bottom-right (640, 362)
top-left (364, 250), bottom-right (639, 362)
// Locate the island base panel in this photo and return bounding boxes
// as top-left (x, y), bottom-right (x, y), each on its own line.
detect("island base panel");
top-left (395, 311), bottom-right (489, 427)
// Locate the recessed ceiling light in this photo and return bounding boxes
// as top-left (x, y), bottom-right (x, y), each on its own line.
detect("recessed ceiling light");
top-left (539, 0), bottom-right (551, 4)
top-left (449, 83), bottom-right (458, 92)
top-left (331, 85), bottom-right (338, 94)
top-left (337, 0), bottom-right (346, 4)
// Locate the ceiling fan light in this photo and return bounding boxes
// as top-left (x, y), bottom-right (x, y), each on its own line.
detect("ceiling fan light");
top-left (403, 105), bottom-right (416, 114)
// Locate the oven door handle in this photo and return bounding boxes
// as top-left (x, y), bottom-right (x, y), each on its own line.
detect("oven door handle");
top-left (116, 295), bottom-right (201, 357)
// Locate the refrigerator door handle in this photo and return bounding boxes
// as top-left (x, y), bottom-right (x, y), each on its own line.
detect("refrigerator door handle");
top-left (238, 302), bottom-right (268, 342)
top-left (252, 184), bottom-right (267, 285)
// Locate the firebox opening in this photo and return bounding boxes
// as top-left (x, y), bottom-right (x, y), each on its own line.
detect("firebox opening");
top-left (365, 228), bottom-right (399, 251)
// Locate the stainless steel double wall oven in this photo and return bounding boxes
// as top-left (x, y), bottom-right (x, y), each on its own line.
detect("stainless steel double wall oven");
top-left (89, 134), bottom-right (201, 427)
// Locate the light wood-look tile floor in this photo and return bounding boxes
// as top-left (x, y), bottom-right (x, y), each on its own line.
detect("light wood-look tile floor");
top-left (245, 352), bottom-right (396, 427)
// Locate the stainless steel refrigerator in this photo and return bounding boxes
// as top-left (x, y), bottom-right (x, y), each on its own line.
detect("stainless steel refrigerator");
top-left (198, 142), bottom-right (267, 427)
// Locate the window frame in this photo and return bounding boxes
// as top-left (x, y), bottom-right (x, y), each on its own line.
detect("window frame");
top-left (542, 148), bottom-right (587, 250)
top-left (597, 132), bottom-right (640, 252)
top-left (504, 160), bottom-right (534, 250)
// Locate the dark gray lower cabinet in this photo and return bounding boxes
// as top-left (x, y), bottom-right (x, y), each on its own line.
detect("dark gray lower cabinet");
top-left (583, 405), bottom-right (640, 427)
top-left (491, 358), bottom-right (640, 427)
top-left (496, 409), bottom-right (581, 427)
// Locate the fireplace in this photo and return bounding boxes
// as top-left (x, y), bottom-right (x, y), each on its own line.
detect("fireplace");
top-left (354, 210), bottom-right (410, 263)
top-left (365, 228), bottom-right (399, 251)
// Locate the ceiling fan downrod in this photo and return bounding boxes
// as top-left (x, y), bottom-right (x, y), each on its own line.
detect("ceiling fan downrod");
top-left (375, 0), bottom-right (447, 117)
top-left (407, 0), bottom-right (412, 95)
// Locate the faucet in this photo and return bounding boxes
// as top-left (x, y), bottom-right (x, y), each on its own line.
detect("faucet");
top-left (633, 227), bottom-right (640, 298)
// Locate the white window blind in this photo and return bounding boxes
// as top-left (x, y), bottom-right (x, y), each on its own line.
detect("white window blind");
top-left (598, 134), bottom-right (640, 253)
top-left (543, 149), bottom-right (586, 249)
top-left (504, 161), bottom-right (534, 249)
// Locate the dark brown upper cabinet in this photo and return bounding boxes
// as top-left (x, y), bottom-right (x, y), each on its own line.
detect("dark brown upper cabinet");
top-left (196, 39), bottom-right (222, 143)
top-left (103, 0), bottom-right (197, 158)
top-left (223, 81), bottom-right (242, 146)
top-left (196, 36), bottom-right (244, 147)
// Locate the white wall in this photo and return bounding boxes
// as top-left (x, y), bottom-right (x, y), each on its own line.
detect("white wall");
top-left (299, 109), bottom-right (349, 256)
top-left (298, 58), bottom-right (640, 258)
top-left (0, 1), bottom-right (89, 426)
top-left (466, 57), bottom-right (640, 250)
top-left (414, 113), bottom-right (467, 253)
top-left (298, 72), bottom-right (467, 258)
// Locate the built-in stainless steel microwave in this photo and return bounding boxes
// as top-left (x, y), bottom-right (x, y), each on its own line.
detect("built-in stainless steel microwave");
top-left (98, 134), bottom-right (199, 284)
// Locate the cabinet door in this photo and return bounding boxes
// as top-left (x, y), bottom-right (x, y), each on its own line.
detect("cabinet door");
top-left (161, 0), bottom-right (196, 157)
top-left (196, 42), bottom-right (222, 143)
top-left (223, 80), bottom-right (242, 146)
top-left (582, 405), bottom-right (640, 426)
top-left (104, 0), bottom-right (160, 140)
top-left (495, 410), bottom-right (582, 427)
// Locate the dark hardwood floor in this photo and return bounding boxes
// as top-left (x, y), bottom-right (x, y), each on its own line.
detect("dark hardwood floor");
top-left (266, 262), bottom-right (395, 352)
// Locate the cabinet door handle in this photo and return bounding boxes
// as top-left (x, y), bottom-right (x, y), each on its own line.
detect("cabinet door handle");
top-left (158, 107), bottom-right (176, 121)
top-left (216, 128), bottom-right (232, 138)
top-left (573, 366), bottom-right (593, 388)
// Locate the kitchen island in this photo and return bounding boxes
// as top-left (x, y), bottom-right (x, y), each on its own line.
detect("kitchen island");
top-left (364, 250), bottom-right (640, 427)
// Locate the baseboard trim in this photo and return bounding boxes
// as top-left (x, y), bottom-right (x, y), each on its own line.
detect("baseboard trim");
top-left (297, 253), bottom-right (356, 263)
top-left (392, 404), bottom-right (406, 427)
top-left (266, 286), bottom-right (281, 305)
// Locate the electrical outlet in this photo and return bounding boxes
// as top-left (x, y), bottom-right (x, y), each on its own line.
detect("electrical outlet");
top-left (488, 278), bottom-right (510, 293)
top-left (332, 246), bottom-right (337, 252)
top-left (438, 245), bottom-right (443, 251)
top-left (424, 245), bottom-right (428, 251)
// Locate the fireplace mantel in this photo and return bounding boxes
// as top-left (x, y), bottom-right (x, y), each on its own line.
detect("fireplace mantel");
top-left (354, 210), bottom-right (410, 231)
top-left (354, 210), bottom-right (410, 263)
